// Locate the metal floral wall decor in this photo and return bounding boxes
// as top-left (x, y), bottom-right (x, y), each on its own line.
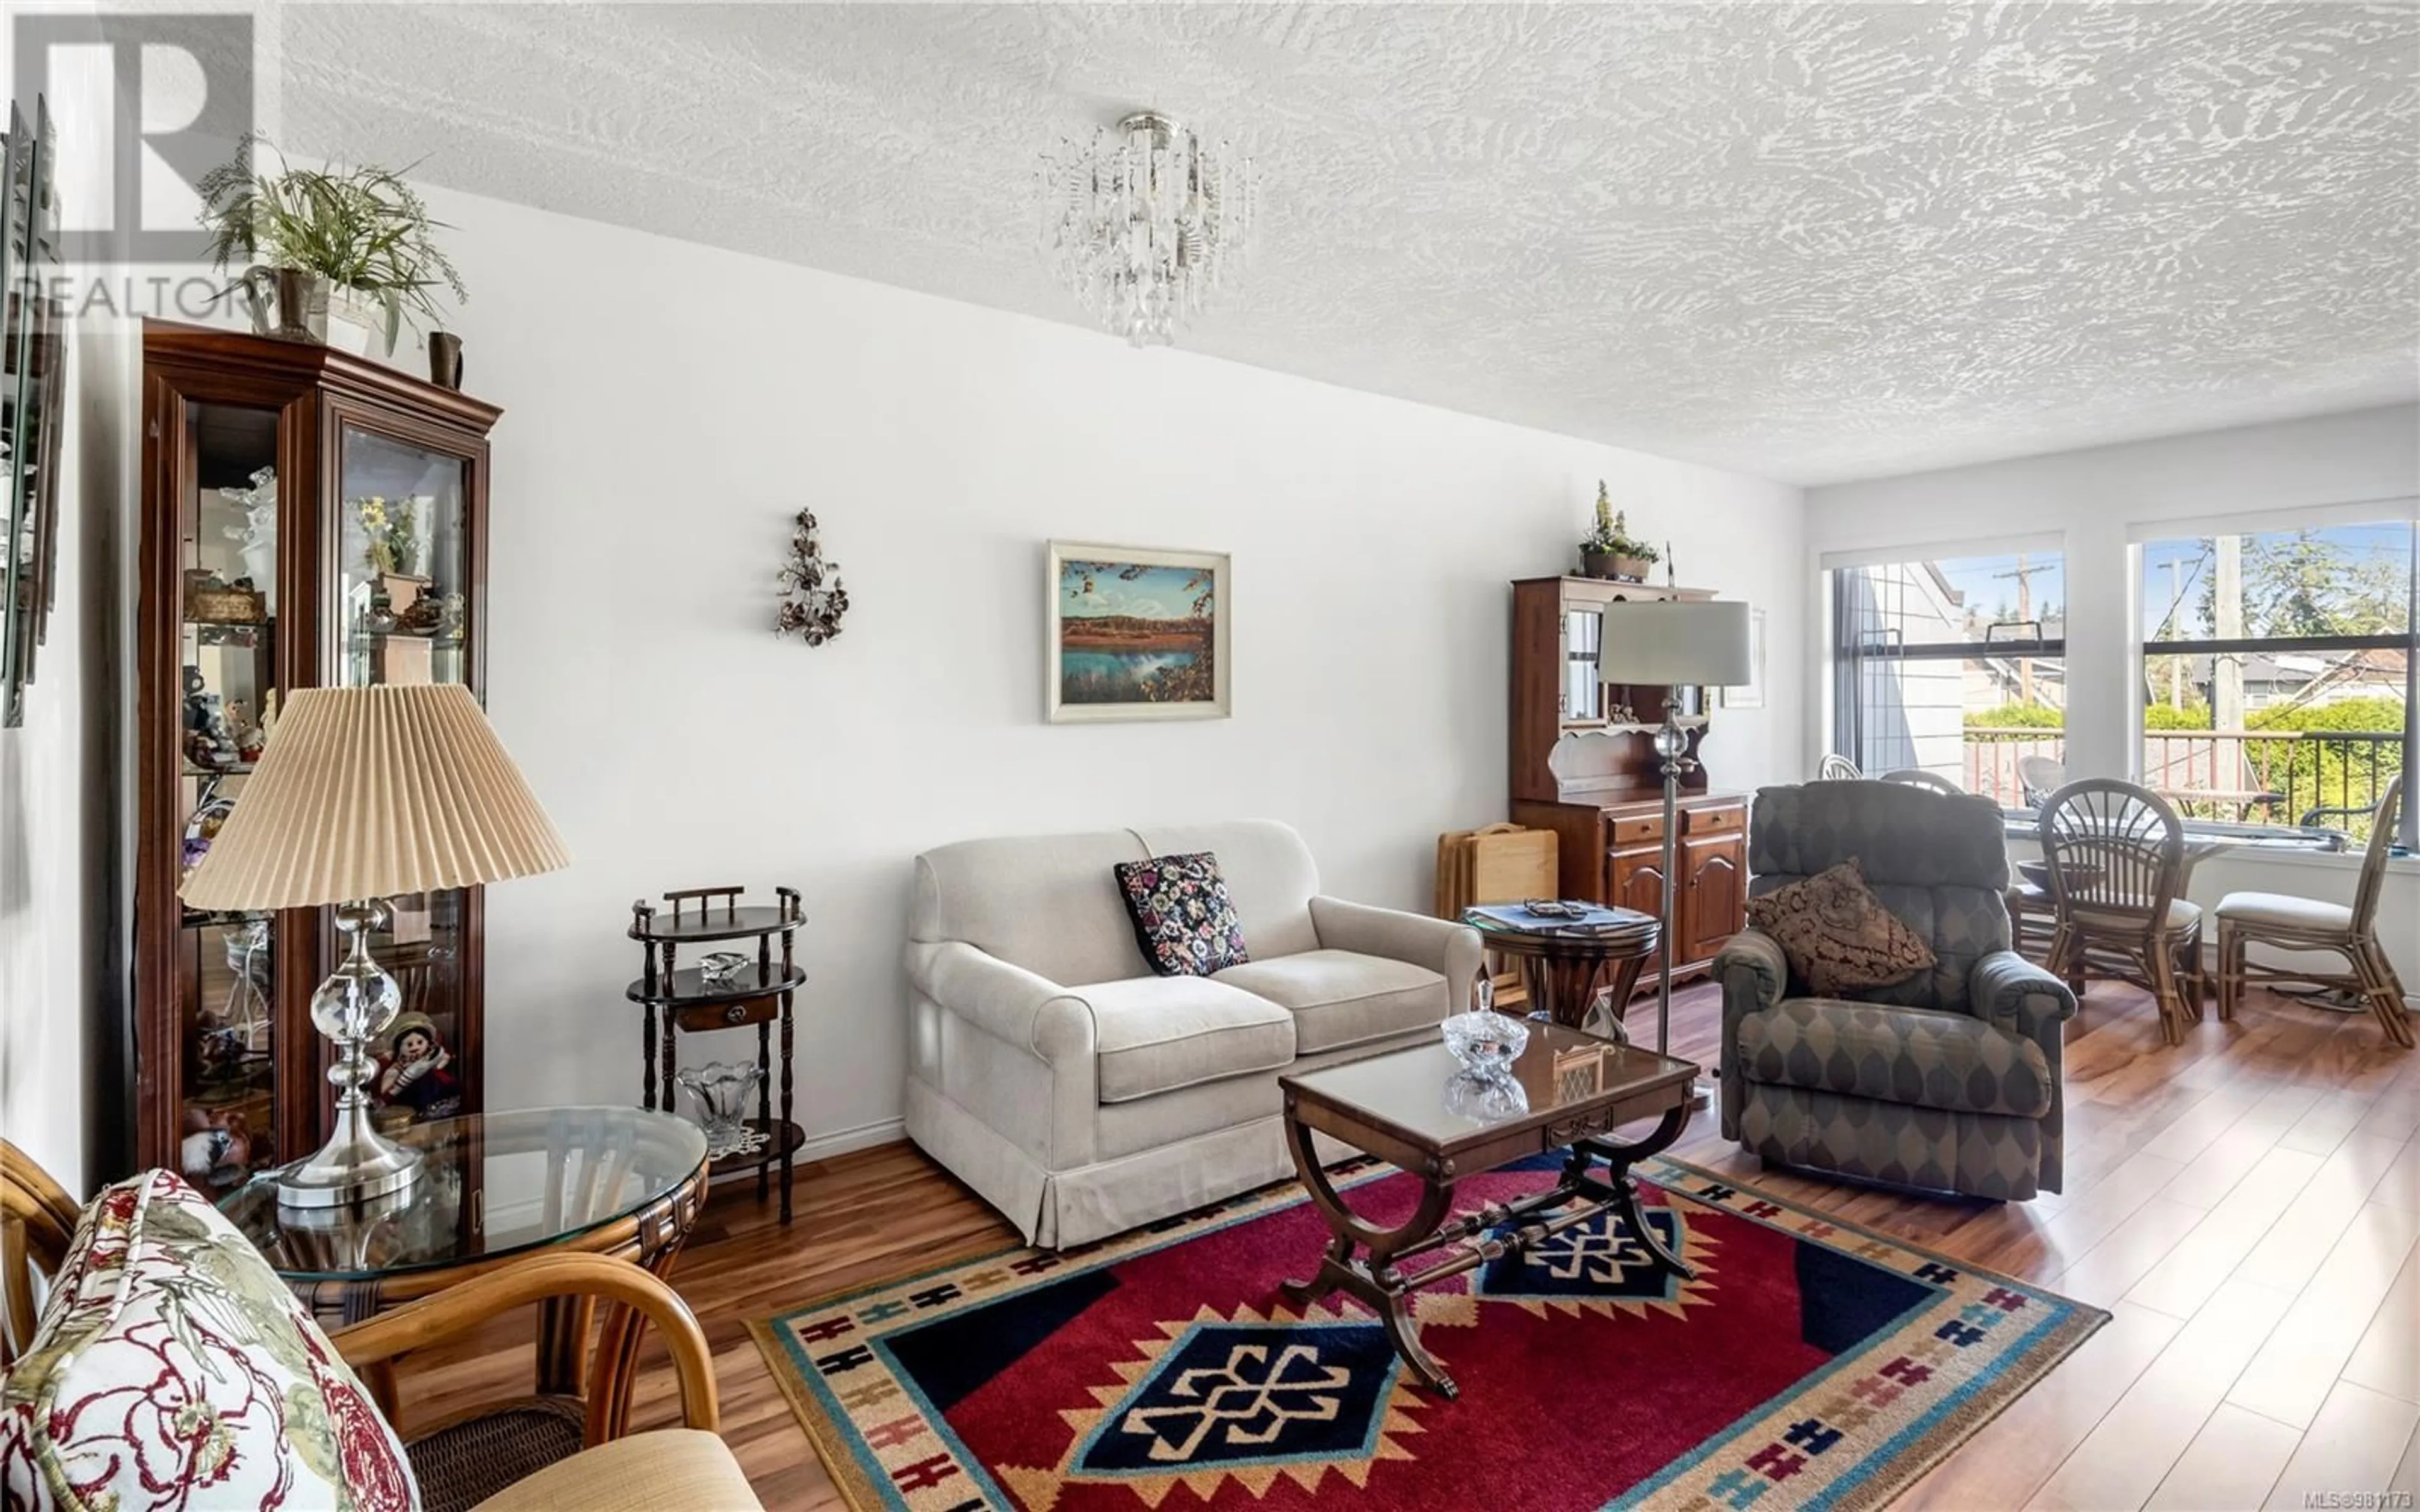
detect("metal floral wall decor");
top-left (775, 507), bottom-right (849, 646)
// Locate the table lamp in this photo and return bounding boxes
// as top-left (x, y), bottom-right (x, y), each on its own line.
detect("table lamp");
top-left (181, 684), bottom-right (569, 1208)
top-left (1596, 598), bottom-right (1752, 1075)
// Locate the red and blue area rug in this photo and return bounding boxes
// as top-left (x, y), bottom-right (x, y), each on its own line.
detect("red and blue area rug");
top-left (752, 1154), bottom-right (2104, 1512)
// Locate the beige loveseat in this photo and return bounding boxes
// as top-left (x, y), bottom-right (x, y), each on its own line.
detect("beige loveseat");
top-left (906, 820), bottom-right (1482, 1247)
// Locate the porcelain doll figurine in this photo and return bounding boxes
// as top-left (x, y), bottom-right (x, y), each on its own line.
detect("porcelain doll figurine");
top-left (376, 1011), bottom-right (464, 1122)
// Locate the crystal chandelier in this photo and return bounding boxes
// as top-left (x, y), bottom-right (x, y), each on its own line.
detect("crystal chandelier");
top-left (1039, 111), bottom-right (1253, 348)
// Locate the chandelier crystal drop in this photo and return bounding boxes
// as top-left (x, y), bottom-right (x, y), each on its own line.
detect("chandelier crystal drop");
top-left (1039, 110), bottom-right (1253, 349)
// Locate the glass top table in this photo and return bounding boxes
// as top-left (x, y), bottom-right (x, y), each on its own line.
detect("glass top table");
top-left (1284, 1023), bottom-right (1695, 1157)
top-left (221, 1105), bottom-right (708, 1284)
top-left (1277, 1023), bottom-right (1700, 1399)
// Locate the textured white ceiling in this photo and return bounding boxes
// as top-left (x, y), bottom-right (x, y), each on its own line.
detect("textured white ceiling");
top-left (279, 3), bottom-right (2419, 484)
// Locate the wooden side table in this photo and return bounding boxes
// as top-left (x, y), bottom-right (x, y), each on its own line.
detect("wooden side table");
top-left (1460, 905), bottom-right (1660, 1035)
top-left (628, 886), bottom-right (804, 1223)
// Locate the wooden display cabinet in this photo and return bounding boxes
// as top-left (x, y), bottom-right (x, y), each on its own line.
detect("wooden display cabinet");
top-left (1507, 575), bottom-right (1748, 986)
top-left (133, 321), bottom-right (501, 1193)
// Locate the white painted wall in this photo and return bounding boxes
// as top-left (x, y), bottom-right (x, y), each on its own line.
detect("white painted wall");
top-left (0, 47), bottom-right (135, 1198)
top-left (1808, 406), bottom-right (2420, 988)
top-left (408, 186), bottom-right (1807, 1153)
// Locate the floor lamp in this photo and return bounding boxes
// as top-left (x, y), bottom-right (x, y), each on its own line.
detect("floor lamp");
top-left (1595, 598), bottom-right (1751, 1089)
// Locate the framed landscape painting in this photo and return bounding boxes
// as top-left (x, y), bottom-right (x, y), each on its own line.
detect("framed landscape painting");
top-left (1047, 542), bottom-right (1231, 723)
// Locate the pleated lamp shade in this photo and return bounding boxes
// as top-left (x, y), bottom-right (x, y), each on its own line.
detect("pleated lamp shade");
top-left (181, 684), bottom-right (570, 912)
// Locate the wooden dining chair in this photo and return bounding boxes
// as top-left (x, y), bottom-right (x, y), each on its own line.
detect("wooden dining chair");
top-left (2038, 779), bottom-right (2203, 1044)
top-left (2216, 774), bottom-right (2411, 1049)
top-left (1817, 753), bottom-right (1862, 781)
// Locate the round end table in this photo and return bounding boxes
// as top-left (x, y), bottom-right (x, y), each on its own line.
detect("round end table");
top-left (221, 1105), bottom-right (708, 1436)
top-left (1461, 905), bottom-right (1661, 1036)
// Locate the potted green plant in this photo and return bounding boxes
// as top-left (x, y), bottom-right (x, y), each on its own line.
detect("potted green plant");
top-left (1578, 483), bottom-right (1662, 581)
top-left (197, 136), bottom-right (466, 360)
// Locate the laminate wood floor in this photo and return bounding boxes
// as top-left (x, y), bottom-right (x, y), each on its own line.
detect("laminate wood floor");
top-left (400, 981), bottom-right (2420, 1511)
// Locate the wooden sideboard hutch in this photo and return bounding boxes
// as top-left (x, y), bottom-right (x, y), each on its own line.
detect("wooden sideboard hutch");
top-left (1507, 575), bottom-right (1748, 985)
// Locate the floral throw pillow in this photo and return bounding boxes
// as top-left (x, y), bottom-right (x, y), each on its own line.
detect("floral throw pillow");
top-left (1746, 857), bottom-right (1937, 997)
top-left (1114, 852), bottom-right (1251, 977)
top-left (0, 1170), bottom-right (418, 1512)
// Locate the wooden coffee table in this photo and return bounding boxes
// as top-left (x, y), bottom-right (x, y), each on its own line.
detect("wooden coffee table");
top-left (1277, 1024), bottom-right (1698, 1398)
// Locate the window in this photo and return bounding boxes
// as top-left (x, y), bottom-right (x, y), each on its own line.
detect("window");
top-left (1829, 549), bottom-right (2066, 808)
top-left (2138, 517), bottom-right (2414, 847)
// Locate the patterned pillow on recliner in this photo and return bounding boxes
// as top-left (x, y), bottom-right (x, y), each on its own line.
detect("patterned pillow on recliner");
top-left (1114, 851), bottom-right (1250, 976)
top-left (1747, 857), bottom-right (1937, 996)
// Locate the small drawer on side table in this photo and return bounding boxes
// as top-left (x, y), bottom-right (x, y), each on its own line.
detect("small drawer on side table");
top-left (674, 994), bottom-right (780, 1034)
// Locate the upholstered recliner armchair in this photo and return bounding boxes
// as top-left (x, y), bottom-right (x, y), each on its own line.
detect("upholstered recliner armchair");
top-left (1714, 782), bottom-right (2077, 1200)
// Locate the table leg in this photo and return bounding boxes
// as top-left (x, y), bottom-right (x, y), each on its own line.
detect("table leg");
top-left (1520, 954), bottom-right (1626, 1038)
top-left (591, 1179), bottom-right (707, 1438)
top-left (1570, 1104), bottom-right (1694, 1281)
top-left (1277, 1106), bottom-right (1461, 1397)
top-left (534, 1293), bottom-right (595, 1397)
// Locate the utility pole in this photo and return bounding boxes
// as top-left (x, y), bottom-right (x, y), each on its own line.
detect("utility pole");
top-left (2213, 536), bottom-right (2244, 731)
top-left (1993, 554), bottom-right (2038, 705)
top-left (2164, 559), bottom-right (2186, 707)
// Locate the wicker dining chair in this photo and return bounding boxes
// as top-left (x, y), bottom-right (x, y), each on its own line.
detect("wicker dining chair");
top-left (1817, 753), bottom-right (1862, 781)
top-left (1881, 769), bottom-right (1965, 795)
top-left (2017, 755), bottom-right (2067, 808)
top-left (2037, 779), bottom-right (2204, 1044)
top-left (2216, 774), bottom-right (2411, 1049)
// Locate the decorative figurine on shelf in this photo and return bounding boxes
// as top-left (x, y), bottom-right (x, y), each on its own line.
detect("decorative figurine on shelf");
top-left (395, 587), bottom-right (447, 636)
top-left (180, 1108), bottom-right (253, 1186)
top-left (1577, 483), bottom-right (1662, 583)
top-left (182, 667), bottom-right (244, 770)
top-left (195, 1024), bottom-right (250, 1085)
top-left (226, 699), bottom-right (267, 764)
top-left (219, 466), bottom-right (279, 614)
top-left (374, 1011), bottom-right (463, 1123)
top-left (182, 794), bottom-right (234, 880)
top-left (775, 507), bottom-right (850, 646)
top-left (212, 919), bottom-right (273, 1052)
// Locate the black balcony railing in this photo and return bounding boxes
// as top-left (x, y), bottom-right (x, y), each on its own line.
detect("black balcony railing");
top-left (1962, 727), bottom-right (2406, 842)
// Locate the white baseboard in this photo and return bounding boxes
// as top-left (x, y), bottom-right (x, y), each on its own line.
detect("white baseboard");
top-left (702, 1115), bottom-right (906, 1191)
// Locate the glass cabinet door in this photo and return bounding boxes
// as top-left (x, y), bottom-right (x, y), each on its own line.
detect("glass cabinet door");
top-left (176, 401), bottom-right (283, 1193)
top-left (331, 419), bottom-right (476, 1135)
top-left (1563, 607), bottom-right (1604, 723)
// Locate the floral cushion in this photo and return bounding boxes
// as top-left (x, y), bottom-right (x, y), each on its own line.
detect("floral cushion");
top-left (0, 1171), bottom-right (418, 1511)
top-left (1113, 852), bottom-right (1251, 977)
top-left (1746, 857), bottom-right (1937, 997)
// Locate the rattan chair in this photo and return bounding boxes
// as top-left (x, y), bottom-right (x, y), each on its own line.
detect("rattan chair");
top-left (0, 1141), bottom-right (760, 1511)
top-left (1882, 769), bottom-right (1964, 795)
top-left (2216, 775), bottom-right (2411, 1049)
top-left (2017, 755), bottom-right (2067, 808)
top-left (2037, 779), bottom-right (2203, 1044)
top-left (1817, 753), bottom-right (1862, 781)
